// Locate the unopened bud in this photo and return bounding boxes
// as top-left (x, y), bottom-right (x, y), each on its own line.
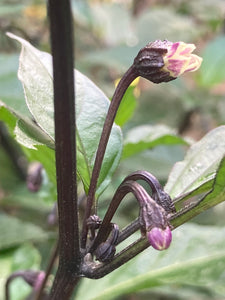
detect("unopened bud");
top-left (95, 241), bottom-right (116, 262)
top-left (139, 196), bottom-right (172, 251)
top-left (147, 226), bottom-right (172, 251)
top-left (133, 40), bottom-right (202, 83)
top-left (26, 162), bottom-right (43, 192)
top-left (22, 270), bottom-right (45, 290)
top-left (33, 271), bottom-right (45, 291)
top-left (94, 223), bottom-right (119, 262)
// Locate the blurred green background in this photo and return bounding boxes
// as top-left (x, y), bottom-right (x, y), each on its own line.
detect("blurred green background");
top-left (1, 0), bottom-right (225, 299)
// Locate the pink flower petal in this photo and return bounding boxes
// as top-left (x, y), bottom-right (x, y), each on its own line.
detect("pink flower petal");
top-left (166, 42), bottom-right (180, 58)
top-left (162, 42), bottom-right (202, 77)
top-left (166, 58), bottom-right (188, 77)
top-left (34, 271), bottom-right (45, 291)
top-left (147, 226), bottom-right (172, 251)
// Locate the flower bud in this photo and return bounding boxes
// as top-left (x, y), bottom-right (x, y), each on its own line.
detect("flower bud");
top-left (33, 271), bottom-right (45, 291)
top-left (26, 162), bottom-right (43, 192)
top-left (94, 223), bottom-right (119, 262)
top-left (95, 241), bottom-right (116, 262)
top-left (139, 196), bottom-right (173, 251)
top-left (21, 270), bottom-right (45, 290)
top-left (133, 40), bottom-right (202, 83)
top-left (147, 226), bottom-right (172, 251)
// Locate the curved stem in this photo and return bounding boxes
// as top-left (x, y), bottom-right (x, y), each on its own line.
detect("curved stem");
top-left (89, 180), bottom-right (153, 254)
top-left (81, 65), bottom-right (139, 248)
top-left (123, 170), bottom-right (176, 213)
top-left (122, 170), bottom-right (163, 192)
top-left (83, 159), bottom-right (225, 279)
top-left (6, 270), bottom-right (44, 300)
top-left (81, 189), bottom-right (209, 279)
top-left (5, 272), bottom-right (24, 300)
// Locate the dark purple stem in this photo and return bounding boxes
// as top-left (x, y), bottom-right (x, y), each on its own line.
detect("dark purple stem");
top-left (81, 65), bottom-right (139, 248)
top-left (48, 0), bottom-right (81, 298)
top-left (122, 171), bottom-right (163, 195)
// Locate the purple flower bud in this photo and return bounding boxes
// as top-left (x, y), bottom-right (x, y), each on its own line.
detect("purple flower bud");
top-left (133, 40), bottom-right (202, 83)
top-left (26, 162), bottom-right (43, 192)
top-left (147, 226), bottom-right (172, 251)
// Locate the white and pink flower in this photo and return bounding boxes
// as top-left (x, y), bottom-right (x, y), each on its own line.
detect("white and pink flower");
top-left (163, 42), bottom-right (202, 78)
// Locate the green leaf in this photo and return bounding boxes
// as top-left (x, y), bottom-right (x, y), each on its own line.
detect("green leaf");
top-left (91, 253), bottom-right (225, 300)
top-left (0, 251), bottom-right (15, 300)
top-left (7, 33), bottom-right (55, 139)
top-left (7, 33), bottom-right (123, 196)
top-left (122, 124), bottom-right (189, 160)
top-left (165, 126), bottom-right (225, 199)
top-left (0, 54), bottom-right (29, 116)
top-left (0, 103), bottom-right (56, 187)
top-left (0, 213), bottom-right (50, 250)
top-left (94, 142), bottom-right (225, 300)
top-left (75, 69), bottom-right (122, 195)
top-left (172, 156), bottom-right (225, 228)
top-left (11, 244), bottom-right (41, 271)
top-left (0, 104), bottom-right (17, 134)
top-left (87, 3), bottom-right (131, 46)
top-left (15, 119), bottom-right (55, 150)
top-left (200, 156), bottom-right (225, 208)
top-left (197, 36), bottom-right (225, 87)
top-left (0, 146), bottom-right (22, 190)
top-left (0, 4), bottom-right (25, 16)
top-left (8, 278), bottom-right (31, 300)
top-left (173, 178), bottom-right (214, 211)
top-left (115, 85), bottom-right (137, 127)
top-left (1, 182), bottom-right (53, 211)
top-left (24, 145), bottom-right (56, 187)
top-left (0, 102), bottom-right (55, 150)
top-left (76, 223), bottom-right (225, 300)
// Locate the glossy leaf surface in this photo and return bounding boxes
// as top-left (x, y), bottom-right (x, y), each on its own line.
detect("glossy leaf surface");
top-left (6, 33), bottom-right (123, 195)
top-left (165, 126), bottom-right (225, 199)
top-left (76, 223), bottom-right (225, 300)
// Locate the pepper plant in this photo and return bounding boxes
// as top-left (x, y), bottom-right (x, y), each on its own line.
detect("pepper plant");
top-left (1, 1), bottom-right (225, 300)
